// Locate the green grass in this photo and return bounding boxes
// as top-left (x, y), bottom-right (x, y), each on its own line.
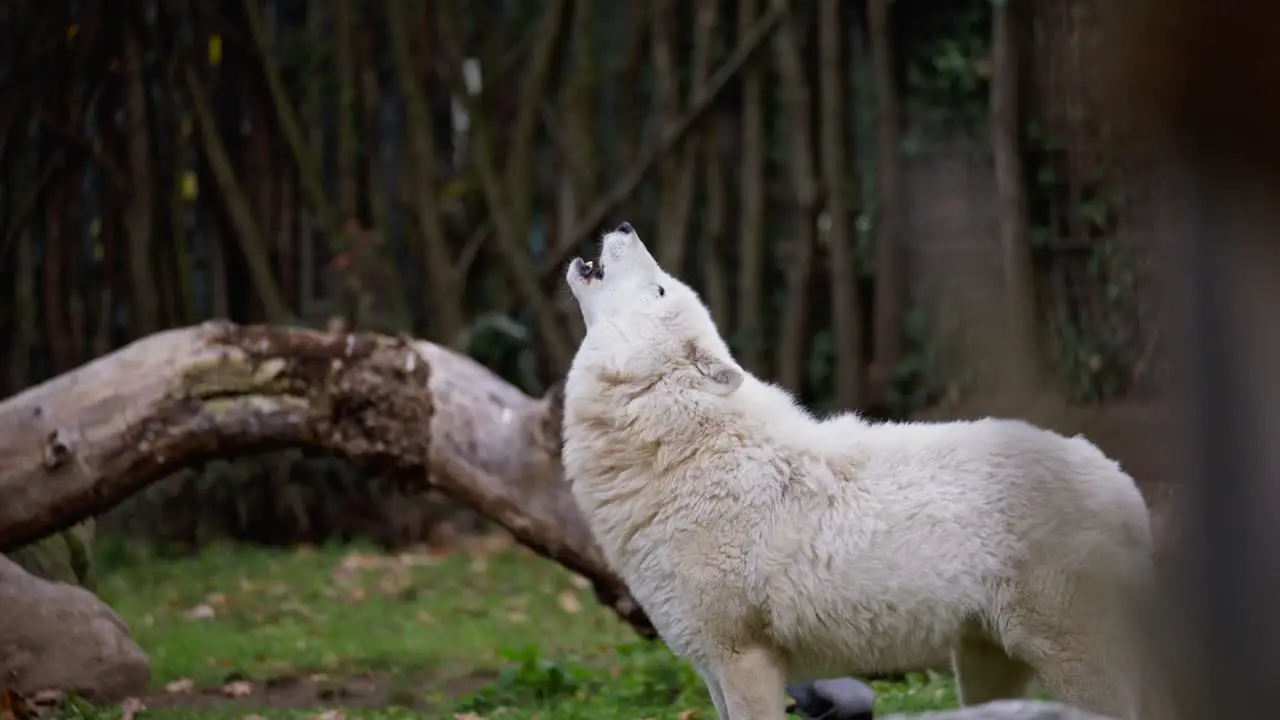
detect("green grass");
top-left (51, 537), bottom-right (961, 719)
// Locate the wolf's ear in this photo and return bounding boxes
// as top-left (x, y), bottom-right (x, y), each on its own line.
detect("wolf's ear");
top-left (693, 359), bottom-right (744, 397)
top-left (684, 340), bottom-right (744, 397)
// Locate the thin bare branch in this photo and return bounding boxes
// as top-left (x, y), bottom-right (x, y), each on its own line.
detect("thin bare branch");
top-left (538, 3), bottom-right (787, 283)
top-left (242, 0), bottom-right (339, 238)
top-left (183, 65), bottom-right (293, 323)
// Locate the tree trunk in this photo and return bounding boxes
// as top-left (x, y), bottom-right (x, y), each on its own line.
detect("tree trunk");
top-left (0, 323), bottom-right (653, 638)
top-left (439, 0), bottom-right (580, 373)
top-left (242, 0), bottom-right (339, 241)
top-left (335, 0), bottom-right (360, 223)
top-left (819, 0), bottom-right (862, 410)
top-left (121, 23), bottom-right (159, 337)
top-left (651, 0), bottom-right (701, 278)
top-left (43, 178), bottom-right (75, 373)
top-left (184, 66), bottom-right (293, 323)
top-left (989, 0), bottom-right (1042, 401)
top-left (736, 0), bottom-right (767, 374)
top-left (8, 231), bottom-right (36, 392)
top-left (387, 0), bottom-right (466, 344)
top-left (771, 0), bottom-right (820, 394)
top-left (868, 0), bottom-right (905, 408)
top-left (698, 0), bottom-right (730, 330)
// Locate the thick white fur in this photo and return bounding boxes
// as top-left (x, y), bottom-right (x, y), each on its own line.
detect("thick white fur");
top-left (562, 229), bottom-right (1154, 720)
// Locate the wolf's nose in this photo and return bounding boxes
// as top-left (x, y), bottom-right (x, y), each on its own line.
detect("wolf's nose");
top-left (615, 221), bottom-right (634, 235)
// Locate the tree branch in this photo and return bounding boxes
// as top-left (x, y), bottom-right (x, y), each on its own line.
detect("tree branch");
top-left (439, 1), bottom-right (578, 372)
top-left (242, 0), bottom-right (340, 238)
top-left (0, 322), bottom-right (653, 637)
top-left (536, 4), bottom-right (787, 283)
top-left (183, 66), bottom-right (293, 323)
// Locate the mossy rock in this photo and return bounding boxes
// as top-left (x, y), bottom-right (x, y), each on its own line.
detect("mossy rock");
top-left (7, 518), bottom-right (96, 590)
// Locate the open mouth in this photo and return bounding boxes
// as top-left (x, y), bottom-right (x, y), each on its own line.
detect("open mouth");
top-left (575, 258), bottom-right (605, 282)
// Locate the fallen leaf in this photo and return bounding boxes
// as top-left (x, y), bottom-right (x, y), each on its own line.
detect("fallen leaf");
top-left (568, 573), bottom-right (592, 590)
top-left (120, 697), bottom-right (146, 720)
top-left (677, 710), bottom-right (702, 720)
top-left (165, 678), bottom-right (196, 694)
top-left (306, 711), bottom-right (345, 720)
top-left (453, 713), bottom-right (485, 720)
top-left (222, 680), bottom-right (254, 698)
top-left (557, 590), bottom-right (582, 614)
top-left (241, 715), bottom-right (269, 720)
top-left (185, 603), bottom-right (216, 620)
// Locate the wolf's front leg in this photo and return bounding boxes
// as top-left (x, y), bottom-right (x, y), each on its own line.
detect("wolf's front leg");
top-left (697, 664), bottom-right (731, 719)
top-left (715, 647), bottom-right (789, 720)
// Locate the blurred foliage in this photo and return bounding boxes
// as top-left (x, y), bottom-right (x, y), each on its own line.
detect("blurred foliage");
top-left (98, 451), bottom-right (486, 553)
top-left (0, 0), bottom-right (1161, 549)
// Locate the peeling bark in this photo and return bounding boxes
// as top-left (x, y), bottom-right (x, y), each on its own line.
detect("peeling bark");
top-left (0, 323), bottom-right (653, 638)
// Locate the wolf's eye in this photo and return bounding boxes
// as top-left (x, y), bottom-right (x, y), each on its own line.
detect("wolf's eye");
top-left (657, 285), bottom-right (666, 297)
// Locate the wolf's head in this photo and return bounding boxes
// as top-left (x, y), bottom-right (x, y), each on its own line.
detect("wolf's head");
top-left (564, 222), bottom-right (743, 399)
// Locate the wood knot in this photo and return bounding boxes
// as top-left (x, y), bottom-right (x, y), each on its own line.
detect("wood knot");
top-left (42, 429), bottom-right (73, 471)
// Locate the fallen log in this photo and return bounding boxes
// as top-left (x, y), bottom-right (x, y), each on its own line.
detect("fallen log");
top-left (0, 320), bottom-right (653, 636)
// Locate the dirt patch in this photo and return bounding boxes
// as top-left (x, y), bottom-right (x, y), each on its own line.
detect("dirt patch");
top-left (141, 670), bottom-right (497, 713)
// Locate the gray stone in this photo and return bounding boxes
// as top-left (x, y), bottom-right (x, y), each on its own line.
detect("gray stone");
top-left (0, 554), bottom-right (150, 702)
top-left (788, 677), bottom-right (877, 719)
top-left (882, 699), bottom-right (1111, 720)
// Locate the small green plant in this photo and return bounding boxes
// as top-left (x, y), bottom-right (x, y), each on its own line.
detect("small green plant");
top-left (457, 643), bottom-right (594, 712)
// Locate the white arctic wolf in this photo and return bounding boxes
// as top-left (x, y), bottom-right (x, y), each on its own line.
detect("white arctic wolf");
top-left (561, 224), bottom-right (1154, 720)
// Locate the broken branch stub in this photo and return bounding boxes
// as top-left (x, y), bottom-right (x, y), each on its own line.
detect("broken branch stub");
top-left (0, 322), bottom-right (654, 637)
